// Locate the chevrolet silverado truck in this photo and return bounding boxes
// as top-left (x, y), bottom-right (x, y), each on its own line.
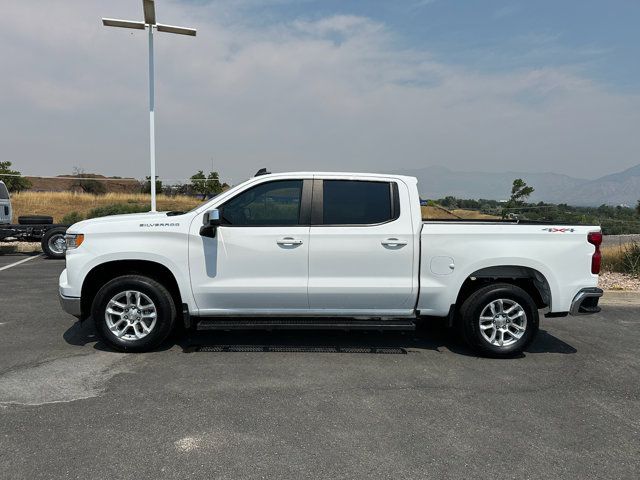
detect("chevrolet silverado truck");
top-left (59, 171), bottom-right (603, 356)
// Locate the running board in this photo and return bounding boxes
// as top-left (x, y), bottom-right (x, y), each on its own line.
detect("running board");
top-left (195, 318), bottom-right (416, 331)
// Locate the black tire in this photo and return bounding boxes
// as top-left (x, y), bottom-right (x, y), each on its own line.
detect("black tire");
top-left (458, 283), bottom-right (539, 358)
top-left (41, 227), bottom-right (67, 259)
top-left (18, 215), bottom-right (53, 225)
top-left (92, 275), bottom-right (177, 352)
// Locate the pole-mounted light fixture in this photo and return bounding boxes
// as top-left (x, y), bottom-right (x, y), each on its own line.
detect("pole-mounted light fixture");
top-left (103, 1), bottom-right (196, 212)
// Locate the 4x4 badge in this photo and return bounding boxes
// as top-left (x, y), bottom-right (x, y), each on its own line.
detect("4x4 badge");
top-left (542, 227), bottom-right (575, 233)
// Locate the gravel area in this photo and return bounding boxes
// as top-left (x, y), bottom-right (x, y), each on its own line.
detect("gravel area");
top-left (599, 271), bottom-right (640, 291)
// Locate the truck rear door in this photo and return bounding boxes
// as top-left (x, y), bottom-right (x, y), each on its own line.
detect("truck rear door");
top-left (307, 177), bottom-right (416, 315)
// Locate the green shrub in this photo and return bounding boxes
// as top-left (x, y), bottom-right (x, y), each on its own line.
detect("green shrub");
top-left (86, 203), bottom-right (148, 219)
top-left (61, 211), bottom-right (84, 225)
top-left (75, 178), bottom-right (107, 195)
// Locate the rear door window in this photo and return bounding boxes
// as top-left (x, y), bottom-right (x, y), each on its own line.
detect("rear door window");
top-left (322, 180), bottom-right (397, 225)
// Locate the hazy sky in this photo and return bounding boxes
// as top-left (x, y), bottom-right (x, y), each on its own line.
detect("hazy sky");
top-left (1, 0), bottom-right (639, 185)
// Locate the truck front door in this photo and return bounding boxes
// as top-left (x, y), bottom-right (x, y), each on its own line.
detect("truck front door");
top-left (189, 178), bottom-right (312, 314)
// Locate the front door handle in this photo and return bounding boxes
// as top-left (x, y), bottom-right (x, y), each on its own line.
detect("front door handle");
top-left (277, 237), bottom-right (303, 246)
top-left (381, 238), bottom-right (408, 247)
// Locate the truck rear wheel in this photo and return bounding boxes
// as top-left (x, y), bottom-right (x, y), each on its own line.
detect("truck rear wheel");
top-left (91, 275), bottom-right (176, 352)
top-left (41, 227), bottom-right (67, 259)
top-left (459, 283), bottom-right (539, 357)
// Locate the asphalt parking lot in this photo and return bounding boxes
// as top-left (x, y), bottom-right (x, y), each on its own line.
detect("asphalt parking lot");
top-left (0, 254), bottom-right (638, 479)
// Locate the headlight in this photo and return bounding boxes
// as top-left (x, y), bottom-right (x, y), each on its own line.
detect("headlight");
top-left (65, 233), bottom-right (85, 250)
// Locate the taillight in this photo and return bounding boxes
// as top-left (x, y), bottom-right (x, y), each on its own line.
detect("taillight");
top-left (588, 231), bottom-right (603, 274)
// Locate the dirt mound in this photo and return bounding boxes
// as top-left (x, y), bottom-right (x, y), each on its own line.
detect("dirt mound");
top-left (26, 175), bottom-right (141, 194)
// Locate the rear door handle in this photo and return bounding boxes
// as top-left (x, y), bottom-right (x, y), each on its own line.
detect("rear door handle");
top-left (381, 238), bottom-right (408, 247)
top-left (277, 237), bottom-right (303, 246)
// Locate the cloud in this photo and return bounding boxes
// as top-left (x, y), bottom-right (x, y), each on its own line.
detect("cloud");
top-left (0, 0), bottom-right (638, 184)
top-left (493, 4), bottom-right (521, 20)
top-left (412, 0), bottom-right (438, 8)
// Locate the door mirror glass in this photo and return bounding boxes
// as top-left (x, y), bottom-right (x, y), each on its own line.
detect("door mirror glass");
top-left (201, 209), bottom-right (221, 238)
top-left (203, 209), bottom-right (221, 226)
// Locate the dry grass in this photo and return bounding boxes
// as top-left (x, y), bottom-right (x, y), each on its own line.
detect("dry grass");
top-left (451, 209), bottom-right (500, 220)
top-left (421, 205), bottom-right (460, 220)
top-left (601, 244), bottom-right (633, 273)
top-left (421, 205), bottom-right (500, 220)
top-left (601, 245), bottom-right (623, 272)
top-left (11, 191), bottom-right (203, 223)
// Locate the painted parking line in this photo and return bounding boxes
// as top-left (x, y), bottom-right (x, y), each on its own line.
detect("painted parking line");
top-left (0, 254), bottom-right (43, 272)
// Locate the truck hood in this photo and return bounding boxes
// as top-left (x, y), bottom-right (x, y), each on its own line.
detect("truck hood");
top-left (67, 212), bottom-right (189, 233)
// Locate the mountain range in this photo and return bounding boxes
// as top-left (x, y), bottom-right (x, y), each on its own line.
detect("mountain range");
top-left (397, 164), bottom-right (640, 207)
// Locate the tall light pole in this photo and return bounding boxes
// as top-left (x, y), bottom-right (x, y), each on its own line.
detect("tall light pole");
top-left (103, 1), bottom-right (196, 212)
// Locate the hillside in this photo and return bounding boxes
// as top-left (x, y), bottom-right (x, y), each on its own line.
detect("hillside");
top-left (26, 174), bottom-right (141, 194)
top-left (398, 164), bottom-right (640, 206)
top-left (11, 191), bottom-right (201, 223)
top-left (563, 164), bottom-right (640, 206)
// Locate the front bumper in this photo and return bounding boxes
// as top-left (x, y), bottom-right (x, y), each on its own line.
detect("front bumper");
top-left (570, 287), bottom-right (603, 315)
top-left (59, 293), bottom-right (82, 318)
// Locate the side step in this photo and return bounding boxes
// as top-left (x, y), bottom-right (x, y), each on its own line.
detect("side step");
top-left (195, 318), bottom-right (416, 331)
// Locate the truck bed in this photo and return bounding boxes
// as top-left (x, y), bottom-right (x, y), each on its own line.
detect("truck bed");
top-left (417, 221), bottom-right (599, 317)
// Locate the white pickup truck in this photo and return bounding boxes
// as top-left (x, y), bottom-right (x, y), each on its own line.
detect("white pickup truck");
top-left (59, 171), bottom-right (603, 356)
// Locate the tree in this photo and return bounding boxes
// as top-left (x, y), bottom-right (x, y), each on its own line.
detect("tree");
top-left (206, 171), bottom-right (223, 196)
top-left (502, 178), bottom-right (534, 219)
top-left (190, 170), bottom-right (223, 198)
top-left (0, 161), bottom-right (32, 192)
top-left (636, 200), bottom-right (640, 216)
top-left (142, 176), bottom-right (162, 194)
top-left (510, 178), bottom-right (535, 203)
top-left (190, 170), bottom-right (207, 197)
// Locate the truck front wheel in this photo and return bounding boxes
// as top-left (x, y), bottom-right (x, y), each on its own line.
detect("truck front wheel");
top-left (459, 283), bottom-right (539, 357)
top-left (91, 275), bottom-right (176, 352)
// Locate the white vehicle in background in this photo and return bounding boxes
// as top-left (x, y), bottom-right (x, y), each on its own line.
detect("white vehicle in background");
top-left (0, 181), bottom-right (11, 225)
top-left (0, 180), bottom-right (69, 259)
top-left (59, 170), bottom-right (603, 357)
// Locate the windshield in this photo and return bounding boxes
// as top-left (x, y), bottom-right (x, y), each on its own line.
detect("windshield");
top-left (0, 183), bottom-right (9, 200)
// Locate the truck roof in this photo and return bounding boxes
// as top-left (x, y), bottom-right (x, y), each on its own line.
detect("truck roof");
top-left (254, 171), bottom-right (418, 183)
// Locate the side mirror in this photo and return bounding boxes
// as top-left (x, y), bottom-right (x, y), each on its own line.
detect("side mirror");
top-left (200, 209), bottom-right (221, 238)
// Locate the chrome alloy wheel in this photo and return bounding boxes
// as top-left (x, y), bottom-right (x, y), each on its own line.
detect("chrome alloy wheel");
top-left (48, 234), bottom-right (67, 255)
top-left (479, 298), bottom-right (527, 347)
top-left (105, 291), bottom-right (157, 341)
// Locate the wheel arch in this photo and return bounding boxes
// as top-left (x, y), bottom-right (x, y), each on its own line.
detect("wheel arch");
top-left (80, 260), bottom-right (183, 320)
top-left (456, 265), bottom-right (552, 311)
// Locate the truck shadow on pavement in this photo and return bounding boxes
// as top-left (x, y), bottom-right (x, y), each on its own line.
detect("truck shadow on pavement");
top-left (63, 320), bottom-right (577, 357)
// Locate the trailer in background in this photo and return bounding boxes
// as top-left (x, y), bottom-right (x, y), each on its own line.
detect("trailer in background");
top-left (0, 218), bottom-right (68, 259)
top-left (0, 181), bottom-right (68, 259)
